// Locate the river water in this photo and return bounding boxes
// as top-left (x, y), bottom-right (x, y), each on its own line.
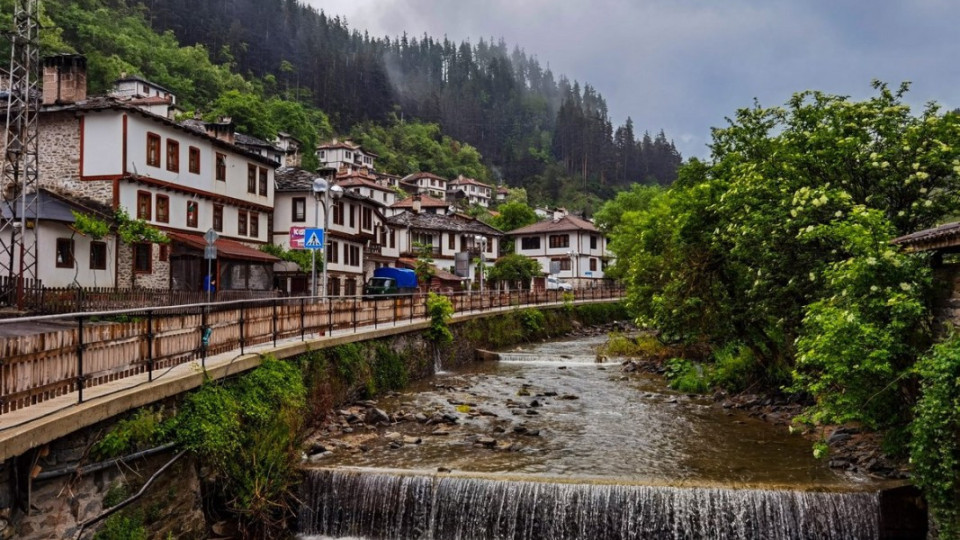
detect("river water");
top-left (299, 335), bottom-right (897, 539)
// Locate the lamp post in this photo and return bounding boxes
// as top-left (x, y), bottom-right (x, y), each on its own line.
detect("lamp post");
top-left (311, 177), bottom-right (343, 298)
top-left (567, 249), bottom-right (577, 289)
top-left (475, 235), bottom-right (487, 294)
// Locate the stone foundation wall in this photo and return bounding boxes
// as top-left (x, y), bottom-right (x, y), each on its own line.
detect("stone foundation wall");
top-left (116, 242), bottom-right (170, 289)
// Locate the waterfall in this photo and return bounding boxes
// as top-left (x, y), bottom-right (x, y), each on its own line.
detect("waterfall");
top-left (299, 469), bottom-right (882, 540)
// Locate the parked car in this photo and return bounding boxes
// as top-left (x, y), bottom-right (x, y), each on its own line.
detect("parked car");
top-left (546, 276), bottom-right (573, 291)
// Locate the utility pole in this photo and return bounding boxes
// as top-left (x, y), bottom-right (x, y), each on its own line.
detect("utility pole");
top-left (0, 0), bottom-right (41, 310)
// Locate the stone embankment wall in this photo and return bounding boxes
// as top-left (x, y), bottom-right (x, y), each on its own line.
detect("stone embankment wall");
top-left (0, 302), bottom-right (628, 539)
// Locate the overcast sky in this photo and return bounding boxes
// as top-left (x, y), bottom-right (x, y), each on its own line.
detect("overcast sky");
top-left (305, 0), bottom-right (957, 158)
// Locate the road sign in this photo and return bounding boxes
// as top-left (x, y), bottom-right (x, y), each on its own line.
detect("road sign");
top-left (289, 226), bottom-right (306, 249)
top-left (204, 228), bottom-right (219, 245)
top-left (304, 228), bottom-right (325, 250)
top-left (204, 245), bottom-right (217, 259)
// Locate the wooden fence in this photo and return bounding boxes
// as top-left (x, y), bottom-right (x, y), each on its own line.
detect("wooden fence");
top-left (0, 279), bottom-right (281, 314)
top-left (0, 286), bottom-right (624, 416)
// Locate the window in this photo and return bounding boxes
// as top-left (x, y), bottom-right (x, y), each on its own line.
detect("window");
top-left (156, 195), bottom-right (169, 223)
top-left (146, 133), bottom-right (161, 167)
top-left (292, 197), bottom-right (306, 222)
top-left (319, 150), bottom-right (325, 159)
top-left (247, 164), bottom-right (256, 194)
top-left (344, 151), bottom-right (352, 160)
top-left (186, 201), bottom-right (198, 228)
top-left (328, 276), bottom-right (341, 296)
top-left (521, 237), bottom-right (541, 250)
top-left (590, 258), bottom-right (598, 272)
top-left (590, 235), bottom-right (598, 250)
top-left (486, 237), bottom-right (494, 253)
top-left (327, 240), bottom-right (339, 263)
top-left (347, 245), bottom-right (360, 266)
top-left (389, 230), bottom-right (396, 248)
top-left (90, 241), bottom-right (107, 270)
top-left (361, 207), bottom-right (372, 230)
top-left (216, 153), bottom-right (226, 181)
top-left (349, 204), bottom-right (355, 228)
top-left (55, 238), bottom-right (74, 268)
top-left (134, 243), bottom-right (152, 273)
top-left (238, 210), bottom-right (248, 236)
top-left (258, 167), bottom-right (268, 196)
top-left (213, 204), bottom-right (223, 232)
top-left (332, 201), bottom-right (344, 226)
top-left (137, 191), bottom-right (152, 220)
top-left (345, 279), bottom-right (357, 296)
top-left (549, 234), bottom-right (570, 248)
top-left (189, 146), bottom-right (200, 174)
top-left (166, 139), bottom-right (179, 172)
top-left (552, 257), bottom-right (571, 271)
top-left (448, 233), bottom-right (456, 250)
top-left (250, 212), bottom-right (259, 238)
top-left (159, 244), bottom-right (169, 262)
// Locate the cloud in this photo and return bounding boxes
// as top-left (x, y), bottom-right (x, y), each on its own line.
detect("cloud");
top-left (304, 0), bottom-right (960, 159)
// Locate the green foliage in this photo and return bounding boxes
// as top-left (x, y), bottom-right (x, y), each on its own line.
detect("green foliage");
top-left (103, 481), bottom-right (130, 508)
top-left (259, 244), bottom-right (314, 274)
top-left (425, 293), bottom-right (454, 345)
top-left (92, 408), bottom-right (164, 460)
top-left (169, 356), bottom-right (306, 537)
top-left (516, 308), bottom-right (546, 335)
top-left (911, 335), bottom-right (960, 537)
top-left (573, 302), bottom-right (630, 325)
top-left (491, 200), bottom-right (539, 233)
top-left (351, 116), bottom-right (491, 181)
top-left (372, 343), bottom-right (409, 393)
top-left (72, 211), bottom-right (111, 240)
top-left (663, 358), bottom-right (710, 394)
top-left (114, 208), bottom-right (168, 246)
top-left (414, 242), bottom-right (437, 284)
top-left (94, 512), bottom-right (147, 540)
top-left (597, 333), bottom-right (643, 357)
top-left (561, 292), bottom-right (575, 311)
top-left (488, 254), bottom-right (541, 286)
top-left (329, 343), bottom-right (366, 385)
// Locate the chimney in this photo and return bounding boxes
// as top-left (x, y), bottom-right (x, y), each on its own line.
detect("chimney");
top-left (42, 54), bottom-right (87, 106)
top-left (412, 194), bottom-right (422, 214)
top-left (204, 117), bottom-right (235, 144)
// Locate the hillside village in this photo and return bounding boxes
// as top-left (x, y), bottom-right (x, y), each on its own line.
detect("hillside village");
top-left (0, 54), bottom-right (613, 307)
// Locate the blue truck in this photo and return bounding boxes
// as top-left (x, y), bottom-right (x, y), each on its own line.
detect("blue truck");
top-left (363, 267), bottom-right (418, 297)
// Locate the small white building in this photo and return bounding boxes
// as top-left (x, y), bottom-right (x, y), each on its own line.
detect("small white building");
top-left (508, 214), bottom-right (609, 286)
top-left (447, 175), bottom-right (493, 208)
top-left (336, 169), bottom-right (399, 207)
top-left (400, 172), bottom-right (447, 199)
top-left (316, 140), bottom-right (376, 173)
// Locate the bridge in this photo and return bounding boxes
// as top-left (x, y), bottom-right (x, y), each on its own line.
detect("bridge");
top-left (0, 287), bottom-right (624, 461)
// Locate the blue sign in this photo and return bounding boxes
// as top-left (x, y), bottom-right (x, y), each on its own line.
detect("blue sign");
top-left (304, 228), bottom-right (325, 250)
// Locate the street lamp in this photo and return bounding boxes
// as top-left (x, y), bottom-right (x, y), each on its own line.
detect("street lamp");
top-left (474, 235), bottom-right (487, 294)
top-left (312, 177), bottom-right (343, 298)
top-left (567, 249), bottom-right (577, 288)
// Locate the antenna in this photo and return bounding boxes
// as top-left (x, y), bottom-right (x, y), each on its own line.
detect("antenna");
top-left (0, 0), bottom-right (41, 310)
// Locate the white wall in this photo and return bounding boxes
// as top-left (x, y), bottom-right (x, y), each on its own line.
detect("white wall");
top-left (4, 222), bottom-right (119, 288)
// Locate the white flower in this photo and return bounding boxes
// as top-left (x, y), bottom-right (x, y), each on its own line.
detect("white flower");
top-left (900, 282), bottom-right (913, 291)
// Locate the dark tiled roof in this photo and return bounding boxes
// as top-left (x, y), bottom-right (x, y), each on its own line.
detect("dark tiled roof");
top-left (508, 214), bottom-right (599, 235)
top-left (0, 188), bottom-right (113, 222)
top-left (387, 211), bottom-right (503, 236)
top-left (234, 132), bottom-right (278, 149)
top-left (401, 172), bottom-right (448, 183)
top-left (392, 194), bottom-right (449, 208)
top-left (448, 176), bottom-right (492, 189)
top-left (274, 167), bottom-right (385, 207)
top-left (892, 221), bottom-right (960, 252)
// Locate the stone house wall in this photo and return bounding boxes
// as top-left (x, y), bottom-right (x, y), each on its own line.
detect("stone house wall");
top-left (116, 241), bottom-right (170, 289)
top-left (37, 112), bottom-right (113, 205)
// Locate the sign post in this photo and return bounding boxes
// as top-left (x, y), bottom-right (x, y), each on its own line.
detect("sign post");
top-left (204, 228), bottom-right (218, 303)
top-left (304, 227), bottom-right (325, 300)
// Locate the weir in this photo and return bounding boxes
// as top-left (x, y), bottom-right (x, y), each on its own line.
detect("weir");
top-left (299, 468), bottom-right (886, 540)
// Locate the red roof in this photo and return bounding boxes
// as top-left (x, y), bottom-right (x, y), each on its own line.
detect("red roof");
top-left (167, 232), bottom-right (280, 262)
top-left (337, 176), bottom-right (393, 192)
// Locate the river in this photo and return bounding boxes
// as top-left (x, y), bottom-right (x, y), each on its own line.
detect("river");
top-left (298, 334), bottom-right (904, 539)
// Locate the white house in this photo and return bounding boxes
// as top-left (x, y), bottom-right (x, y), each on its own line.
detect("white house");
top-left (508, 214), bottom-right (609, 286)
top-left (400, 172), bottom-right (447, 199)
top-left (336, 169), bottom-right (399, 206)
top-left (316, 140), bottom-right (376, 173)
top-left (271, 167), bottom-right (397, 296)
top-left (9, 54), bottom-right (280, 292)
top-left (391, 194), bottom-right (450, 216)
top-left (447, 175), bottom-right (493, 208)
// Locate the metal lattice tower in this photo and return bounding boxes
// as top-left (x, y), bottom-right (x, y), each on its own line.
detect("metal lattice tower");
top-left (0, 0), bottom-right (40, 308)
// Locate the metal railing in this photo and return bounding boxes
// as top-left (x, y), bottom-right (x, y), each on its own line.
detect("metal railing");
top-left (0, 285), bottom-right (624, 417)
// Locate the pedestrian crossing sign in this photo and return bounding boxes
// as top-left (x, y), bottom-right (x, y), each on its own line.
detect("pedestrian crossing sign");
top-left (304, 228), bottom-right (324, 250)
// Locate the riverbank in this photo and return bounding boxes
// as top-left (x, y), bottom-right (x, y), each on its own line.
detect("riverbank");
top-left (618, 346), bottom-right (911, 481)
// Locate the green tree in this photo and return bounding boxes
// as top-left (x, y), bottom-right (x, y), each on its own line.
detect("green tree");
top-left (488, 253), bottom-right (542, 289)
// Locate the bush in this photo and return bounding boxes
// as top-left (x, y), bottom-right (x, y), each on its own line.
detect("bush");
top-left (664, 358), bottom-right (710, 394)
top-left (372, 343), bottom-right (409, 393)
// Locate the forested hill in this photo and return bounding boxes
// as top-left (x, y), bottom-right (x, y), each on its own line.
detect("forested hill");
top-left (34, 0), bottom-right (681, 208)
top-left (137, 0), bottom-right (682, 186)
